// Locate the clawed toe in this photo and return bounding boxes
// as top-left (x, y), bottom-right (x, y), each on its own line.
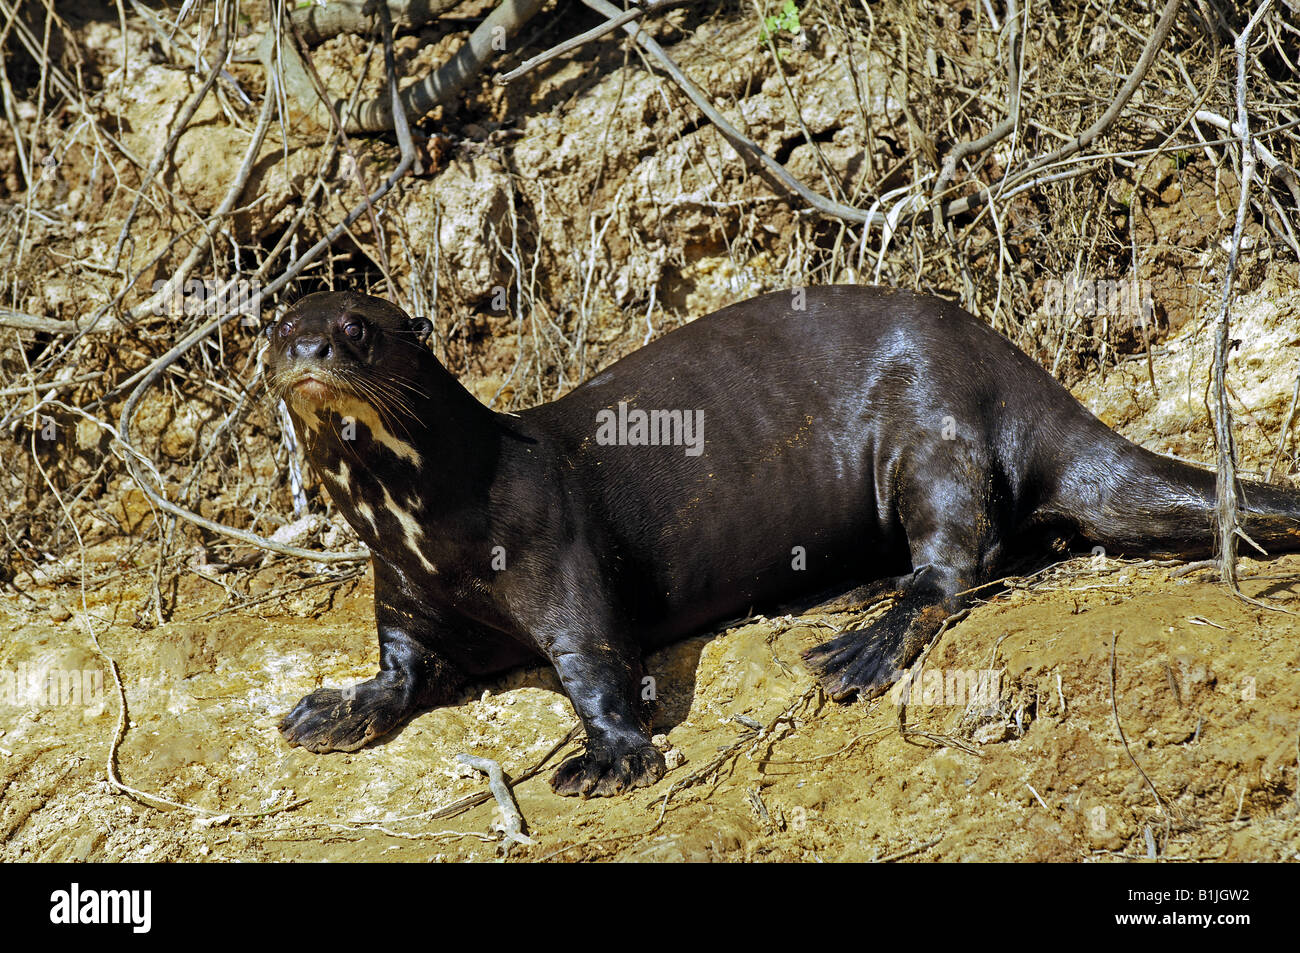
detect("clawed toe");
top-left (279, 678), bottom-right (413, 752)
top-left (803, 630), bottom-right (903, 701)
top-left (550, 744), bottom-right (666, 798)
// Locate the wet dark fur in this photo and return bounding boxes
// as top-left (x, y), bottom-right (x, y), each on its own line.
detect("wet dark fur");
top-left (263, 286), bottom-right (1300, 797)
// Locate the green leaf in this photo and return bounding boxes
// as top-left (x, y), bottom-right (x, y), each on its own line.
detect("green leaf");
top-left (759, 1), bottom-right (802, 46)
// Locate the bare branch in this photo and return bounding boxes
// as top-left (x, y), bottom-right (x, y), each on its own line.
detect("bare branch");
top-left (1194, 109), bottom-right (1300, 215)
top-left (494, 1), bottom-right (693, 86)
top-left (580, 0), bottom-right (888, 226)
top-left (932, 0), bottom-right (1022, 224)
top-left (110, 20), bottom-right (232, 273)
top-left (1211, 0), bottom-right (1274, 593)
top-left (288, 0), bottom-right (464, 47)
top-left (0, 309), bottom-right (84, 335)
top-left (263, 0), bottom-right (550, 134)
top-left (931, 0), bottom-right (1183, 223)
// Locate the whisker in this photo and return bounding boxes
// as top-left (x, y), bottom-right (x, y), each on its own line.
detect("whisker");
top-left (351, 372), bottom-right (423, 429)
top-left (347, 375), bottom-right (416, 442)
top-left (364, 375), bottom-right (423, 416)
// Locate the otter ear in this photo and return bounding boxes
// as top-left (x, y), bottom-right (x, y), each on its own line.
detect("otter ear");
top-left (408, 316), bottom-right (433, 344)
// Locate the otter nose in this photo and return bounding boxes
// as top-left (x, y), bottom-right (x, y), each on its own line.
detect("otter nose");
top-left (289, 334), bottom-right (332, 362)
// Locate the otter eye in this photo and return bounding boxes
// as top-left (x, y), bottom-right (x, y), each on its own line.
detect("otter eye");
top-left (343, 322), bottom-right (364, 340)
top-left (278, 321), bottom-right (294, 338)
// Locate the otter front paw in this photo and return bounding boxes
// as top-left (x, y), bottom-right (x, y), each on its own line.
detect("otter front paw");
top-left (279, 677), bottom-right (413, 752)
top-left (550, 743), bottom-right (666, 798)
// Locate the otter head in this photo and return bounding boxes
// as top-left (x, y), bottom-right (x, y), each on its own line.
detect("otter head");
top-left (264, 291), bottom-right (433, 416)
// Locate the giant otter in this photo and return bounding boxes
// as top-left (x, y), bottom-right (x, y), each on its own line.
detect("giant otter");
top-left (264, 285), bottom-right (1300, 797)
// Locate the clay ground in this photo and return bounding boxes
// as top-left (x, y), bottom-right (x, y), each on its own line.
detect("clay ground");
top-left (3, 532), bottom-right (1300, 862)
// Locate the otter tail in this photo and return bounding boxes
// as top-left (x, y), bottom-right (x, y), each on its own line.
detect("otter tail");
top-left (1060, 438), bottom-right (1300, 559)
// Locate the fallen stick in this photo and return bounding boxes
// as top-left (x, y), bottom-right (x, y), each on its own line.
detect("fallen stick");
top-left (0, 310), bottom-right (85, 335)
top-left (455, 754), bottom-right (533, 850)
